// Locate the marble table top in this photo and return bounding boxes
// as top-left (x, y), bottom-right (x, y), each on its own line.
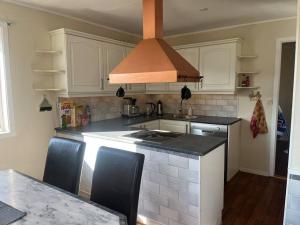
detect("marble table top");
top-left (0, 170), bottom-right (127, 225)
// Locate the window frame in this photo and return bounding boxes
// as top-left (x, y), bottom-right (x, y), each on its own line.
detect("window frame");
top-left (0, 21), bottom-right (14, 138)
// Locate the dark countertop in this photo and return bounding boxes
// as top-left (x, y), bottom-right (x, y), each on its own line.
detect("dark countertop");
top-left (112, 113), bottom-right (241, 126)
top-left (55, 114), bottom-right (239, 157)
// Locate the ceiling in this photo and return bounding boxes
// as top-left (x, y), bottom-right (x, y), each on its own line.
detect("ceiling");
top-left (6, 0), bottom-right (297, 35)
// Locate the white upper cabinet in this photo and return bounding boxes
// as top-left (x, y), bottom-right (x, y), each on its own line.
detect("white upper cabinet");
top-left (102, 42), bottom-right (126, 92)
top-left (50, 29), bottom-right (240, 96)
top-left (66, 35), bottom-right (102, 93)
top-left (50, 29), bottom-right (137, 97)
top-left (169, 47), bottom-right (200, 92)
top-left (199, 43), bottom-right (237, 92)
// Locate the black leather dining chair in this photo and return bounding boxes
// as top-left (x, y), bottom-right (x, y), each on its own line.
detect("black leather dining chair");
top-left (43, 137), bottom-right (86, 194)
top-left (90, 146), bottom-right (145, 225)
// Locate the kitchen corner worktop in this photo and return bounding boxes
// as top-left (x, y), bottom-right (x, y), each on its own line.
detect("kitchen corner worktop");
top-left (55, 114), bottom-right (239, 158)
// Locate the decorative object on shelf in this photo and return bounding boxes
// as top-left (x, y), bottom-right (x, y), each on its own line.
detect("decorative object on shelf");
top-left (241, 75), bottom-right (250, 87)
top-left (249, 90), bottom-right (262, 100)
top-left (116, 86), bottom-right (125, 97)
top-left (39, 95), bottom-right (52, 112)
top-left (236, 53), bottom-right (259, 91)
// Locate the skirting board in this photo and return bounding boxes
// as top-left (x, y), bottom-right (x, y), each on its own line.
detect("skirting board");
top-left (240, 167), bottom-right (269, 176)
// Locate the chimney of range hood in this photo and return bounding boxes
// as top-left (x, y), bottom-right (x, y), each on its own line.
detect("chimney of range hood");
top-left (109, 0), bottom-right (202, 84)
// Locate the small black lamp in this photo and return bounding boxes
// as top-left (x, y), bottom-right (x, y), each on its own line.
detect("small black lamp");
top-left (116, 86), bottom-right (125, 97)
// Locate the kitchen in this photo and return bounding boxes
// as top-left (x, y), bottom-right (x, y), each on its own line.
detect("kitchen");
top-left (0, 0), bottom-right (299, 225)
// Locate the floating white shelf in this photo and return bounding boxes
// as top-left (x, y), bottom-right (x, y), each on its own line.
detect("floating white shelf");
top-left (237, 71), bottom-right (259, 75)
top-left (36, 50), bottom-right (62, 55)
top-left (34, 88), bottom-right (65, 92)
top-left (236, 86), bottom-right (260, 90)
top-left (33, 69), bottom-right (65, 73)
top-left (237, 55), bottom-right (257, 59)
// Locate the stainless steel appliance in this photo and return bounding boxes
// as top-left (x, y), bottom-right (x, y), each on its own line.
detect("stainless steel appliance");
top-left (191, 123), bottom-right (227, 137)
top-left (146, 103), bottom-right (156, 116)
top-left (191, 123), bottom-right (229, 182)
top-left (122, 97), bottom-right (140, 117)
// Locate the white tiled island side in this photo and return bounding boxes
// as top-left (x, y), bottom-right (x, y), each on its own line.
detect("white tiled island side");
top-left (57, 129), bottom-right (225, 225)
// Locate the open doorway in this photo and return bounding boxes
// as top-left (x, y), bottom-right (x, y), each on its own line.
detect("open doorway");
top-left (272, 40), bottom-right (296, 178)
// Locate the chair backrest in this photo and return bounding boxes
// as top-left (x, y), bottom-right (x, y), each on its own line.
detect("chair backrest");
top-left (90, 147), bottom-right (145, 225)
top-left (43, 137), bottom-right (85, 194)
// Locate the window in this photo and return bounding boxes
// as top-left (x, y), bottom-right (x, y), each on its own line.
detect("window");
top-left (0, 22), bottom-right (13, 136)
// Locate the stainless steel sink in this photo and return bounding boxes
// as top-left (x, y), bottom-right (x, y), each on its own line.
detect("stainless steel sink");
top-left (123, 130), bottom-right (182, 143)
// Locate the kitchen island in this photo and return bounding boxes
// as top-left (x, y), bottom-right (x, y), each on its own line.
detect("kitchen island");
top-left (56, 115), bottom-right (231, 225)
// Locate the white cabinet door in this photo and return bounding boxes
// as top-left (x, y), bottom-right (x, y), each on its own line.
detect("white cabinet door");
top-left (102, 43), bottom-right (126, 92)
top-left (66, 35), bottom-right (102, 93)
top-left (169, 48), bottom-right (200, 92)
top-left (125, 47), bottom-right (146, 93)
top-left (160, 120), bottom-right (190, 134)
top-left (200, 43), bottom-right (236, 92)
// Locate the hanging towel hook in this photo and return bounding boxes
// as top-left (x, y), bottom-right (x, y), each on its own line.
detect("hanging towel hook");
top-left (249, 91), bottom-right (261, 101)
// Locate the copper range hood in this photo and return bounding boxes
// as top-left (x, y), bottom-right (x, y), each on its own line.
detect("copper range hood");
top-left (109, 0), bottom-right (202, 84)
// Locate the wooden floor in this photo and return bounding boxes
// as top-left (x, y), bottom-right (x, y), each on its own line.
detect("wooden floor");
top-left (222, 172), bottom-right (287, 225)
top-left (137, 172), bottom-right (287, 225)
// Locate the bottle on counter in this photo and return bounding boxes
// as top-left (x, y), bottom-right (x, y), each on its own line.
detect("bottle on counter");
top-left (85, 105), bottom-right (92, 124)
top-left (188, 105), bottom-right (193, 116)
top-left (157, 100), bottom-right (163, 116)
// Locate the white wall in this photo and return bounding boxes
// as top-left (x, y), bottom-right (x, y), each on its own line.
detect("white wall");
top-left (166, 19), bottom-right (297, 175)
top-left (0, 2), bottom-right (138, 179)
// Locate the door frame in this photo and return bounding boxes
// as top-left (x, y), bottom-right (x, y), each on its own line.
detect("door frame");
top-left (269, 37), bottom-right (296, 177)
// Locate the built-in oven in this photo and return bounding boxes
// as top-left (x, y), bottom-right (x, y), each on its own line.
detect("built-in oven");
top-left (191, 123), bottom-right (228, 183)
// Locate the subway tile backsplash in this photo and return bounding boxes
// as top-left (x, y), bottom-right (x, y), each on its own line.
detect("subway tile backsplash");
top-left (59, 94), bottom-right (238, 122)
top-left (150, 94), bottom-right (238, 117)
top-left (59, 95), bottom-right (152, 122)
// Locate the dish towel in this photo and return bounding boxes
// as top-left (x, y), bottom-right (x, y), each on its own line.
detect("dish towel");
top-left (250, 99), bottom-right (268, 138)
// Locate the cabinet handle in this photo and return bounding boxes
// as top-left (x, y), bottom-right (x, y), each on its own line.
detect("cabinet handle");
top-left (185, 124), bottom-right (188, 134)
top-left (200, 78), bottom-right (204, 89)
